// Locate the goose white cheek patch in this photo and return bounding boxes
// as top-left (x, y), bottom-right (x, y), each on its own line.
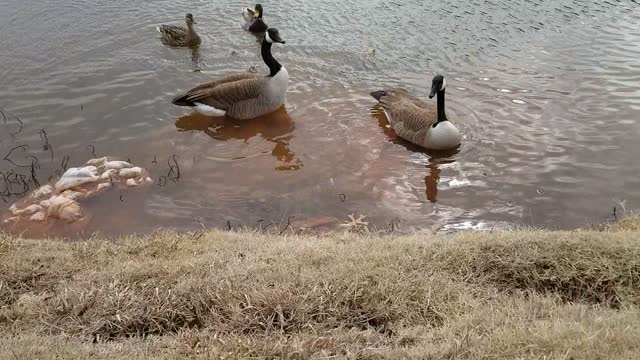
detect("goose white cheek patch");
top-left (441, 78), bottom-right (447, 91)
top-left (265, 31), bottom-right (273, 43)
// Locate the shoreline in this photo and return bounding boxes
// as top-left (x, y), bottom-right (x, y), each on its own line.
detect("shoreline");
top-left (1, 216), bottom-right (639, 359)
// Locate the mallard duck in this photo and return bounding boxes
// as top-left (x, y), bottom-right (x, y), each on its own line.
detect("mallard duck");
top-left (241, 4), bottom-right (268, 36)
top-left (156, 13), bottom-right (201, 47)
top-left (370, 75), bottom-right (462, 150)
top-left (172, 28), bottom-right (288, 120)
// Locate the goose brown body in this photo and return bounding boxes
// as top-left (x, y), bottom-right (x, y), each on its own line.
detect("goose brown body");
top-left (376, 88), bottom-right (440, 145)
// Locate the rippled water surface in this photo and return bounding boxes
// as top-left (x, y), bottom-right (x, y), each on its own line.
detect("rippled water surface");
top-left (1, 0), bottom-right (639, 236)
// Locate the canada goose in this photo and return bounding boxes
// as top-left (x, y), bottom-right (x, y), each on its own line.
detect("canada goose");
top-left (156, 13), bottom-right (201, 47)
top-left (370, 75), bottom-right (461, 150)
top-left (242, 4), bottom-right (268, 35)
top-left (172, 28), bottom-right (288, 120)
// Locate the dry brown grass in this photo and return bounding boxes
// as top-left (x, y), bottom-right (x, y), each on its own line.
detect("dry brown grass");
top-left (1, 217), bottom-right (640, 359)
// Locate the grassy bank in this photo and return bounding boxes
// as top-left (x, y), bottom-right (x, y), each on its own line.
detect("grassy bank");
top-left (1, 218), bottom-right (640, 359)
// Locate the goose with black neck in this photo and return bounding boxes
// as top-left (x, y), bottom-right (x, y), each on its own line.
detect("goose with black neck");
top-left (171, 28), bottom-right (289, 120)
top-left (370, 75), bottom-right (462, 150)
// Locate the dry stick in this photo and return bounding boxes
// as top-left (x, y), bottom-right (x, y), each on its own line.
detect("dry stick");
top-left (262, 223), bottom-right (274, 233)
top-left (279, 216), bottom-right (295, 235)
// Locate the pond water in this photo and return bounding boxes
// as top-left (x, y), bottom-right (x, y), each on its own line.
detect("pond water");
top-left (1, 0), bottom-right (639, 236)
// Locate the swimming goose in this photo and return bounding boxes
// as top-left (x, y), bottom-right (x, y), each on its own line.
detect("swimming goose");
top-left (242, 4), bottom-right (268, 35)
top-left (172, 28), bottom-right (288, 120)
top-left (156, 13), bottom-right (201, 48)
top-left (370, 75), bottom-right (461, 150)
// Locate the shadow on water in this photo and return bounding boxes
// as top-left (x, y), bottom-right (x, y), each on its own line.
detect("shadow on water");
top-left (371, 105), bottom-right (460, 204)
top-left (174, 106), bottom-right (303, 171)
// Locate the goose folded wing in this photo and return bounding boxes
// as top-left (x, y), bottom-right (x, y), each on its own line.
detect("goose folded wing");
top-left (380, 90), bottom-right (437, 131)
top-left (180, 77), bottom-right (264, 110)
top-left (187, 73), bottom-right (258, 92)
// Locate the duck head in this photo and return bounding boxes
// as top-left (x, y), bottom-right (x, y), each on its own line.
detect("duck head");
top-left (185, 13), bottom-right (196, 25)
top-left (254, 4), bottom-right (264, 19)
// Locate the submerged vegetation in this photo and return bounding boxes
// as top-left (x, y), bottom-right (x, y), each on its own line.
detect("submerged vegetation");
top-left (1, 217), bottom-right (639, 359)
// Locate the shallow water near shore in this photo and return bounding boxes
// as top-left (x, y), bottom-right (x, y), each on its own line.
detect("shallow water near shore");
top-left (1, 0), bottom-right (639, 236)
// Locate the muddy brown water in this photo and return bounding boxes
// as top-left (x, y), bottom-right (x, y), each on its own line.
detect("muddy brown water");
top-left (1, 0), bottom-right (639, 236)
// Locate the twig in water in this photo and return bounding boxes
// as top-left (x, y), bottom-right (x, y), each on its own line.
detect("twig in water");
top-left (227, 220), bottom-right (232, 231)
top-left (3, 145), bottom-right (32, 167)
top-left (30, 161), bottom-right (40, 188)
top-left (339, 193), bottom-right (347, 202)
top-left (167, 154), bottom-right (181, 182)
top-left (87, 145), bottom-right (97, 158)
top-left (119, 194), bottom-right (124, 202)
top-left (152, 155), bottom-right (158, 165)
top-left (39, 129), bottom-right (54, 160)
top-left (1, 108), bottom-right (24, 138)
top-left (156, 176), bottom-right (168, 187)
top-left (39, 129), bottom-right (49, 151)
top-left (61, 155), bottom-right (70, 171)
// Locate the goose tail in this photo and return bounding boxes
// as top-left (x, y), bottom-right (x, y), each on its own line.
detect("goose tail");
top-left (172, 93), bottom-right (194, 107)
top-left (370, 90), bottom-right (387, 101)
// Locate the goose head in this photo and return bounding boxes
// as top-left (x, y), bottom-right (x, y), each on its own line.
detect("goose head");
top-left (185, 13), bottom-right (196, 26)
top-left (265, 28), bottom-right (286, 44)
top-left (429, 75), bottom-right (446, 99)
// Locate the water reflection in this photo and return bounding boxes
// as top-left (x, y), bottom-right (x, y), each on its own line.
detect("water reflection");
top-left (175, 106), bottom-right (303, 171)
top-left (371, 106), bottom-right (460, 203)
top-left (424, 153), bottom-right (458, 203)
top-left (425, 159), bottom-right (440, 203)
top-left (191, 47), bottom-right (202, 72)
